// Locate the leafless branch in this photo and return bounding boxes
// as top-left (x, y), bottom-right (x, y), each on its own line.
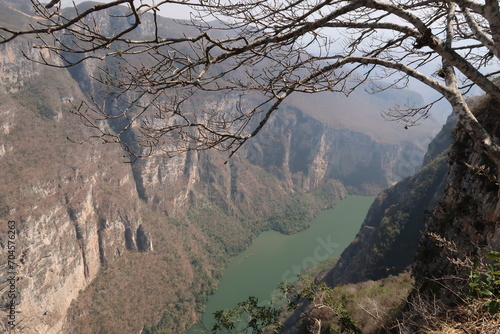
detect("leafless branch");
top-left (2, 0), bottom-right (500, 162)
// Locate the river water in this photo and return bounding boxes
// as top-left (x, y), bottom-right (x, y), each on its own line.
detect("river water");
top-left (187, 195), bottom-right (375, 333)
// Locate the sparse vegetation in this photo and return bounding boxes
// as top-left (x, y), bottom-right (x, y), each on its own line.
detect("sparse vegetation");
top-left (209, 269), bottom-right (414, 333)
top-left (397, 290), bottom-right (498, 333)
top-left (303, 274), bottom-right (414, 333)
top-left (214, 258), bottom-right (500, 334)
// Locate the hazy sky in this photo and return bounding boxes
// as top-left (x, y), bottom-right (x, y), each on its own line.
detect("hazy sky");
top-left (69, 0), bottom-right (194, 19)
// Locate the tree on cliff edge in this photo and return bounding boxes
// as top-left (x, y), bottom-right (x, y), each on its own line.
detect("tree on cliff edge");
top-left (1, 0), bottom-right (499, 162)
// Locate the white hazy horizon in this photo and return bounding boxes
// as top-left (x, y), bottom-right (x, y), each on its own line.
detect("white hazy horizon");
top-left (63, 0), bottom-right (193, 19)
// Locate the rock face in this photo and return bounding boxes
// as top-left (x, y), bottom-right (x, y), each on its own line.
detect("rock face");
top-left (131, 106), bottom-right (427, 220)
top-left (413, 97), bottom-right (500, 295)
top-left (0, 50), bottom-right (144, 333)
top-left (324, 114), bottom-right (455, 286)
top-left (323, 96), bottom-right (500, 328)
top-left (0, 2), bottom-right (441, 333)
top-left (239, 107), bottom-right (424, 195)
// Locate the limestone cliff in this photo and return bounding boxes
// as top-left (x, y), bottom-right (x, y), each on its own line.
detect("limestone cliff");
top-left (0, 50), bottom-right (145, 333)
top-left (131, 105), bottom-right (426, 222)
top-left (318, 96), bottom-right (500, 331)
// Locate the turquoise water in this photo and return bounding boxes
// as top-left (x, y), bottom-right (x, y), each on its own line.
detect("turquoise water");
top-left (187, 195), bottom-right (375, 333)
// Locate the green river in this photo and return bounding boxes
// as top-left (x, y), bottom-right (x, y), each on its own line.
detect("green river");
top-left (187, 195), bottom-right (375, 333)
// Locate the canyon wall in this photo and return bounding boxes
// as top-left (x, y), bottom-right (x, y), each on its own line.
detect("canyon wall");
top-left (0, 43), bottom-right (145, 333)
top-left (320, 96), bottom-right (500, 332)
top-left (413, 96), bottom-right (500, 296)
top-left (324, 114), bottom-right (455, 286)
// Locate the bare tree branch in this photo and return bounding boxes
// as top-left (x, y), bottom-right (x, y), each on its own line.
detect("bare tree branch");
top-left (2, 0), bottom-right (500, 163)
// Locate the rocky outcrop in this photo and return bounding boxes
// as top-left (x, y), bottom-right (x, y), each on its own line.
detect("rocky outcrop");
top-left (0, 61), bottom-right (145, 333)
top-left (413, 97), bottom-right (500, 295)
top-left (130, 105), bottom-right (430, 221)
top-left (239, 107), bottom-right (424, 195)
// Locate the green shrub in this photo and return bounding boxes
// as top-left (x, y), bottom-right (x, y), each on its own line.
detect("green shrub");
top-left (468, 251), bottom-right (500, 315)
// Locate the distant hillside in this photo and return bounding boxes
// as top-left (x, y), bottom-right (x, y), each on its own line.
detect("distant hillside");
top-left (287, 89), bottom-right (443, 145)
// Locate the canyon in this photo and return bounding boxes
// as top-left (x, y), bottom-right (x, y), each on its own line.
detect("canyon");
top-left (4, 1), bottom-right (496, 333)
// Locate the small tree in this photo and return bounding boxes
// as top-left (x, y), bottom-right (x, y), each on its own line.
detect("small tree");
top-left (209, 280), bottom-right (362, 334)
top-left (1, 0), bottom-right (500, 161)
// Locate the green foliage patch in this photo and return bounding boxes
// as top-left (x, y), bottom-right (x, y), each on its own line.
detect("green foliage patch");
top-left (212, 296), bottom-right (281, 334)
top-left (468, 251), bottom-right (500, 315)
top-left (208, 272), bottom-right (413, 333)
top-left (11, 67), bottom-right (75, 119)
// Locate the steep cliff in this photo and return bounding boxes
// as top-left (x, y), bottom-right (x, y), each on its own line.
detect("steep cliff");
top-left (131, 105), bottom-right (426, 225)
top-left (413, 96), bottom-right (500, 296)
top-left (315, 96), bottom-right (500, 332)
top-left (0, 55), bottom-right (145, 333)
top-left (379, 96), bottom-right (500, 333)
top-left (324, 113), bottom-right (455, 286)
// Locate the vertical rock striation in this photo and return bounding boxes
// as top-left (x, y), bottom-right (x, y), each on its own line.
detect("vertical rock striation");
top-left (0, 40), bottom-right (145, 334)
top-left (413, 96), bottom-right (500, 295)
